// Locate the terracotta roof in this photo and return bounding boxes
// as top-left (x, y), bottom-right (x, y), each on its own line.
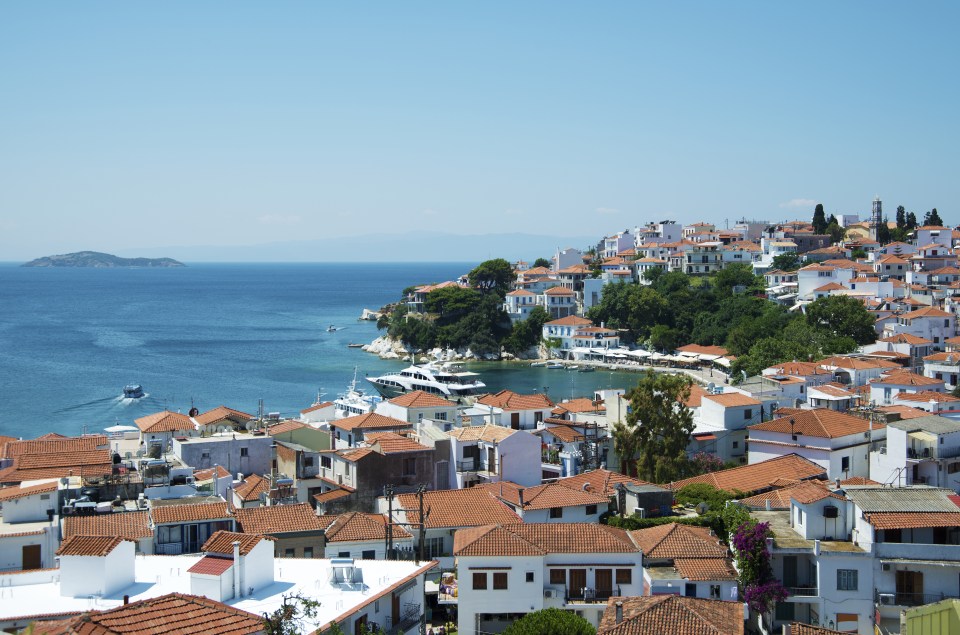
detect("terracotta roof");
top-left (397, 488), bottom-right (520, 529)
top-left (788, 623), bottom-right (848, 635)
top-left (875, 371), bottom-right (944, 386)
top-left (193, 465), bottom-right (231, 481)
top-left (555, 469), bottom-right (653, 496)
top-left (544, 286), bottom-right (575, 296)
top-left (552, 397), bottom-right (603, 415)
top-left (0, 480), bottom-right (58, 502)
top-left (0, 445), bottom-right (113, 484)
top-left (818, 356), bottom-right (900, 370)
top-left (28, 592), bottom-right (265, 635)
top-left (186, 555), bottom-right (234, 576)
top-left (671, 454), bottom-right (825, 493)
top-left (365, 431), bottom-right (431, 453)
top-left (702, 393), bottom-right (760, 407)
top-left (683, 384), bottom-right (709, 408)
top-left (321, 511), bottom-right (412, 542)
top-left (544, 315), bottom-right (593, 327)
top-left (454, 522), bottom-right (637, 557)
top-left (387, 390), bottom-right (454, 409)
top-left (332, 412), bottom-right (412, 432)
top-left (194, 405), bottom-right (254, 425)
top-left (809, 384), bottom-right (855, 398)
top-left (267, 419), bottom-right (309, 435)
top-left (741, 480), bottom-right (841, 510)
top-left (233, 474), bottom-right (271, 502)
top-left (134, 411), bottom-right (195, 433)
top-left (865, 512), bottom-right (960, 530)
top-left (476, 389), bottom-right (554, 411)
top-left (749, 409), bottom-right (882, 439)
top-left (629, 523), bottom-right (726, 559)
top-left (840, 476), bottom-right (881, 486)
top-left (596, 595), bottom-right (744, 635)
top-left (923, 352), bottom-right (960, 363)
top-left (676, 344), bottom-right (729, 357)
top-left (447, 424), bottom-right (516, 443)
top-left (901, 306), bottom-right (954, 319)
top-left (300, 401), bottom-right (334, 414)
top-left (539, 425), bottom-right (584, 442)
top-left (672, 558), bottom-right (738, 581)
top-left (201, 530), bottom-right (271, 556)
top-left (897, 391), bottom-right (960, 403)
top-left (234, 502), bottom-right (325, 535)
top-left (313, 488), bottom-right (353, 504)
top-left (151, 501), bottom-right (231, 525)
top-left (4, 435), bottom-right (107, 459)
top-left (64, 510), bottom-right (153, 541)
top-left (56, 535), bottom-right (127, 557)
top-left (876, 405), bottom-right (931, 419)
top-left (477, 480), bottom-right (610, 510)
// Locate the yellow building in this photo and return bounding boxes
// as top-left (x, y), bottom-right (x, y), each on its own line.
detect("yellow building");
top-left (902, 598), bottom-right (960, 635)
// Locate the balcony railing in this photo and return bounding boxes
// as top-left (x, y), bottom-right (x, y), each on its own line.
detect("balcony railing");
top-left (566, 586), bottom-right (621, 603)
top-left (786, 585), bottom-right (819, 597)
top-left (877, 591), bottom-right (949, 607)
top-left (456, 458), bottom-right (477, 472)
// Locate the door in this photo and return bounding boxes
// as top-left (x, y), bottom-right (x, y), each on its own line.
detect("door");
top-left (782, 555), bottom-right (798, 588)
top-left (392, 593), bottom-right (400, 626)
top-left (510, 412), bottom-right (520, 430)
top-left (569, 569), bottom-right (587, 599)
top-left (897, 570), bottom-right (924, 605)
top-left (22, 544), bottom-right (41, 570)
top-left (487, 447), bottom-right (496, 473)
top-left (595, 569), bottom-right (613, 598)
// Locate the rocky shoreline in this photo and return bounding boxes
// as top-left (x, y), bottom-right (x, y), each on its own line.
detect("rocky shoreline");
top-left (361, 335), bottom-right (543, 362)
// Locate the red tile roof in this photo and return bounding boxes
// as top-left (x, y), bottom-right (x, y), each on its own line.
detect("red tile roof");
top-left (597, 595), bottom-right (744, 635)
top-left (544, 315), bottom-right (593, 327)
top-left (28, 592), bottom-right (265, 635)
top-left (703, 393), bottom-right (761, 407)
top-left (135, 411), bottom-right (195, 433)
top-left (194, 406), bottom-right (254, 426)
top-left (476, 389), bottom-right (554, 411)
top-left (56, 535), bottom-right (127, 557)
top-left (477, 480), bottom-right (610, 510)
top-left (0, 480), bottom-right (58, 502)
top-left (201, 530), bottom-right (271, 556)
top-left (749, 408), bottom-right (882, 439)
top-left (454, 523), bottom-right (637, 557)
top-left (365, 432), bottom-right (431, 454)
top-left (447, 425), bottom-right (517, 443)
top-left (186, 555), bottom-right (235, 576)
top-left (630, 523), bottom-right (727, 559)
top-left (267, 419), bottom-right (309, 435)
top-left (151, 501), bottom-right (231, 525)
top-left (4, 435), bottom-right (107, 458)
top-left (64, 510), bottom-right (153, 541)
top-left (672, 558), bottom-right (738, 581)
top-left (234, 502), bottom-right (326, 535)
top-left (865, 512), bottom-right (960, 529)
top-left (233, 474), bottom-right (270, 502)
top-left (671, 454), bottom-right (825, 494)
top-left (332, 412), bottom-right (412, 432)
top-left (556, 469), bottom-right (653, 496)
top-left (387, 390), bottom-right (454, 409)
top-left (321, 511), bottom-right (412, 542)
top-left (397, 488), bottom-right (520, 529)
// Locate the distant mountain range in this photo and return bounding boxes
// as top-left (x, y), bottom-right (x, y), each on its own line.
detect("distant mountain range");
top-left (22, 251), bottom-right (185, 268)
top-left (125, 231), bottom-right (600, 263)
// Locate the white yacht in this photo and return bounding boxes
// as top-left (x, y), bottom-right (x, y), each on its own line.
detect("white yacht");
top-left (333, 368), bottom-right (382, 418)
top-left (366, 361), bottom-right (486, 402)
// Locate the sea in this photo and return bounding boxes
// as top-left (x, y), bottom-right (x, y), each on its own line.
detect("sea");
top-left (0, 262), bottom-right (640, 439)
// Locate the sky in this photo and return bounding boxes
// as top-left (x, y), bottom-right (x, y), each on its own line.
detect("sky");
top-left (1, 2), bottom-right (959, 260)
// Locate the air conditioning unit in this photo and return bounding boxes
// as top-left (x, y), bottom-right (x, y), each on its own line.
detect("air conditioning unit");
top-left (882, 563), bottom-right (892, 572)
top-left (543, 589), bottom-right (557, 599)
top-left (879, 593), bottom-right (895, 605)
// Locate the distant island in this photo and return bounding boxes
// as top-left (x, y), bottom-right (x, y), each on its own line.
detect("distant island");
top-left (22, 251), bottom-right (185, 268)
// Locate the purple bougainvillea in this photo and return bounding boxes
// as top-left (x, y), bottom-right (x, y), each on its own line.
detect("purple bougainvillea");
top-left (731, 521), bottom-right (787, 613)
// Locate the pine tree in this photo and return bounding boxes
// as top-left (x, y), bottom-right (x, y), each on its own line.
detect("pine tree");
top-left (896, 206), bottom-right (906, 229)
top-left (906, 211), bottom-right (918, 230)
top-left (812, 203), bottom-right (827, 234)
top-left (926, 208), bottom-right (944, 227)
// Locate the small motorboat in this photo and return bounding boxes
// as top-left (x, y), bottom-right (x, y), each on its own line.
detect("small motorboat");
top-left (327, 325), bottom-right (339, 332)
top-left (123, 384), bottom-right (145, 399)
top-left (567, 365), bottom-right (580, 371)
top-left (545, 361), bottom-right (564, 370)
top-left (530, 361), bottom-right (547, 367)
top-left (347, 343), bottom-right (364, 348)
top-left (577, 366), bottom-right (595, 373)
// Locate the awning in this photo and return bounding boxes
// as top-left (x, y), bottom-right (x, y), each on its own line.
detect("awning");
top-left (698, 354), bottom-right (721, 362)
top-left (623, 349), bottom-right (651, 358)
top-left (693, 433), bottom-right (717, 441)
top-left (714, 357), bottom-right (732, 368)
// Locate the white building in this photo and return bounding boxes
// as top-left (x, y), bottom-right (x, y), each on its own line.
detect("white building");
top-left (629, 523), bottom-right (738, 600)
top-left (453, 523), bottom-right (644, 633)
top-left (475, 390), bottom-right (554, 431)
top-left (870, 414), bottom-right (960, 487)
top-left (446, 425), bottom-right (541, 488)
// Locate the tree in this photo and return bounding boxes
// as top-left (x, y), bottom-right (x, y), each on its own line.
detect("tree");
top-left (924, 208), bottom-right (944, 227)
top-left (468, 258), bottom-right (515, 297)
top-left (825, 220), bottom-right (845, 244)
top-left (896, 205), bottom-right (906, 229)
top-left (877, 217), bottom-right (891, 245)
top-left (906, 211), bottom-right (918, 230)
top-left (851, 247), bottom-right (867, 260)
top-left (424, 286), bottom-right (481, 320)
top-left (611, 420), bottom-right (640, 477)
top-left (731, 521), bottom-right (788, 614)
top-left (502, 608), bottom-right (595, 635)
top-left (811, 203), bottom-right (827, 234)
top-left (533, 257), bottom-right (552, 269)
top-left (264, 593), bottom-right (321, 635)
top-left (770, 252), bottom-right (801, 272)
top-left (503, 306), bottom-right (549, 355)
top-left (626, 371), bottom-right (695, 483)
top-left (712, 263), bottom-right (762, 298)
top-left (805, 295), bottom-right (877, 345)
top-left (648, 324), bottom-right (681, 352)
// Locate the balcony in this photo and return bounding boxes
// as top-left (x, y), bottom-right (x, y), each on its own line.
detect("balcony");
top-left (786, 585), bottom-right (819, 597)
top-left (385, 606), bottom-right (422, 635)
top-left (564, 585), bottom-right (622, 604)
top-left (877, 591), bottom-right (950, 608)
top-left (874, 542), bottom-right (960, 561)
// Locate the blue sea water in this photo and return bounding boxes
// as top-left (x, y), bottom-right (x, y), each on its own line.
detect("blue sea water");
top-left (0, 262), bottom-right (639, 439)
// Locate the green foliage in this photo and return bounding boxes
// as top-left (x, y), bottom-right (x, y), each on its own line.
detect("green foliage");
top-left (805, 295), bottom-right (878, 345)
top-left (712, 263), bottom-right (763, 298)
top-left (263, 593), bottom-right (322, 635)
top-left (502, 608), bottom-right (595, 635)
top-left (906, 211), bottom-right (918, 230)
top-left (825, 221), bottom-right (845, 244)
top-left (468, 258), bottom-right (515, 297)
top-left (851, 247), bottom-right (867, 260)
top-left (925, 208), bottom-right (944, 227)
top-left (770, 252), bottom-right (801, 272)
top-left (812, 203), bottom-right (827, 234)
top-left (626, 371), bottom-right (695, 483)
top-left (896, 205), bottom-right (906, 229)
top-left (503, 306), bottom-right (549, 355)
top-left (648, 324), bottom-right (681, 352)
top-left (533, 257), bottom-right (552, 269)
top-left (425, 286), bottom-right (481, 319)
top-left (606, 514), bottom-right (714, 531)
top-left (730, 318), bottom-right (857, 379)
top-left (877, 217), bottom-right (892, 245)
top-left (674, 483), bottom-right (741, 511)
top-left (587, 282), bottom-right (668, 339)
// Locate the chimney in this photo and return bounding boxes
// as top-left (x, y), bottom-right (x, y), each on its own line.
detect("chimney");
top-left (518, 488), bottom-right (525, 508)
top-left (232, 541), bottom-right (241, 599)
top-left (765, 499), bottom-right (771, 511)
top-left (615, 601), bottom-right (623, 624)
top-left (835, 477), bottom-right (841, 490)
top-left (123, 595), bottom-right (129, 605)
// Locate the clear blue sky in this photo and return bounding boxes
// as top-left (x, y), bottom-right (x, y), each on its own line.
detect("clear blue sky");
top-left (2, 2), bottom-right (958, 259)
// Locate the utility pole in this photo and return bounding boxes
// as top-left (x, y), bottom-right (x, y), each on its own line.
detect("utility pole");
top-left (384, 484), bottom-right (395, 559)
top-left (417, 484), bottom-right (428, 562)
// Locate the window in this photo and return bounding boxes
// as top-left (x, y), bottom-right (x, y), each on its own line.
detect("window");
top-left (435, 411), bottom-right (447, 421)
top-left (549, 507), bottom-right (563, 519)
top-left (493, 572), bottom-right (508, 590)
top-left (285, 548), bottom-right (295, 558)
top-left (837, 569), bottom-right (858, 591)
top-left (40, 494), bottom-right (50, 500)
top-left (240, 447), bottom-right (249, 458)
top-left (473, 572), bottom-right (488, 590)
top-left (841, 456), bottom-right (850, 473)
top-left (201, 451), bottom-right (210, 459)
top-left (362, 550), bottom-right (375, 559)
top-left (338, 551), bottom-right (350, 558)
top-left (744, 409), bottom-right (752, 420)
top-left (710, 584), bottom-right (721, 599)
top-left (374, 600), bottom-right (379, 613)
top-left (796, 507), bottom-right (804, 525)
top-left (526, 571), bottom-right (535, 583)
top-left (403, 458), bottom-right (417, 477)
top-left (616, 569), bottom-right (632, 584)
top-left (321, 455), bottom-right (332, 468)
top-left (586, 505), bottom-right (598, 515)
top-left (304, 456), bottom-right (314, 467)
top-left (304, 547), bottom-right (313, 558)
top-left (550, 569), bottom-right (566, 585)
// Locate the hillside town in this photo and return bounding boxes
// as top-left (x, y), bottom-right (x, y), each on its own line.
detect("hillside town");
top-left (5, 203), bottom-right (960, 635)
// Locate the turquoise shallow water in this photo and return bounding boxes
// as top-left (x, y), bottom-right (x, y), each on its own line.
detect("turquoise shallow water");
top-left (0, 262), bottom-right (639, 438)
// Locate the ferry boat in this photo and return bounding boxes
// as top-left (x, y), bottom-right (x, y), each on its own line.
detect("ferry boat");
top-left (334, 368), bottom-right (382, 418)
top-left (366, 361), bottom-right (486, 401)
top-left (122, 384), bottom-right (145, 399)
